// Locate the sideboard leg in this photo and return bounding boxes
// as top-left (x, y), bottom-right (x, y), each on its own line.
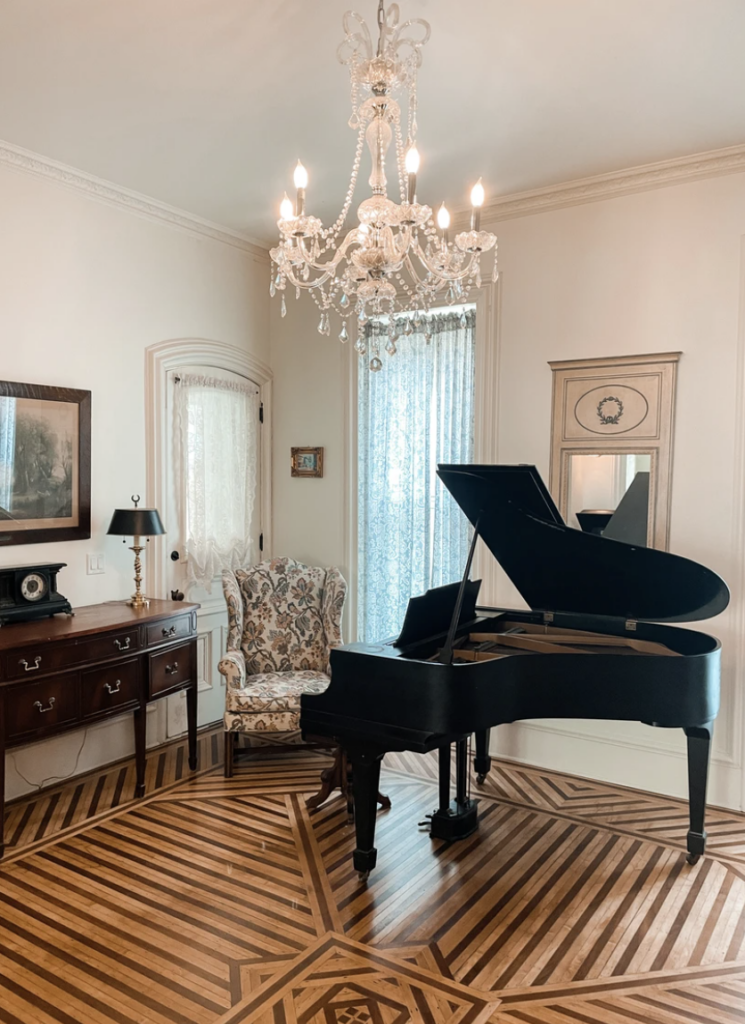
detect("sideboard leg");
top-left (134, 706), bottom-right (146, 798)
top-left (187, 681), bottom-right (198, 771)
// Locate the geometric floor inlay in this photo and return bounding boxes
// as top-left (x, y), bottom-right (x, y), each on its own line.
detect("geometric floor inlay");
top-left (3, 729), bottom-right (745, 1024)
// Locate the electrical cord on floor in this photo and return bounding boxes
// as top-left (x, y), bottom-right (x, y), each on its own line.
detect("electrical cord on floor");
top-left (10, 728), bottom-right (89, 792)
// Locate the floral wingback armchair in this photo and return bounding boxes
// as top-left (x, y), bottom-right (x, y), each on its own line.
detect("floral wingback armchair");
top-left (218, 556), bottom-right (347, 776)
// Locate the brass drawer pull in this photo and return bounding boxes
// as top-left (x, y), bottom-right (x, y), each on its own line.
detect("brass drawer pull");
top-left (105, 679), bottom-right (122, 695)
top-left (114, 637), bottom-right (131, 651)
top-left (162, 625), bottom-right (177, 638)
top-left (165, 662), bottom-right (179, 675)
top-left (34, 697), bottom-right (56, 714)
top-left (20, 656), bottom-right (42, 672)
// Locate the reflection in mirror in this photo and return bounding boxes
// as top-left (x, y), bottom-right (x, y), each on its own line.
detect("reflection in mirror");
top-left (566, 454), bottom-right (652, 547)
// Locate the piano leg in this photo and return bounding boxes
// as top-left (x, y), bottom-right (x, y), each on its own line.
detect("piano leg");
top-left (474, 729), bottom-right (492, 784)
top-left (439, 744), bottom-right (451, 812)
top-left (347, 744), bottom-right (385, 878)
top-left (430, 738), bottom-right (479, 843)
top-left (684, 723), bottom-right (712, 865)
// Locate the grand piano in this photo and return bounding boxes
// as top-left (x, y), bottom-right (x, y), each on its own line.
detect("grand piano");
top-left (301, 465), bottom-right (729, 877)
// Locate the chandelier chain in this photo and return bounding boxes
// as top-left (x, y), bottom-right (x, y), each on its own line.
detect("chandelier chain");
top-left (376, 0), bottom-right (386, 56)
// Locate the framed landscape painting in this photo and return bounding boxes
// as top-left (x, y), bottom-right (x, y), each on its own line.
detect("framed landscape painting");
top-left (0, 381), bottom-right (91, 546)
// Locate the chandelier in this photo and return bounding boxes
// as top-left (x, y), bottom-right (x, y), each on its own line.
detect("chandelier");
top-left (269, 1), bottom-right (498, 371)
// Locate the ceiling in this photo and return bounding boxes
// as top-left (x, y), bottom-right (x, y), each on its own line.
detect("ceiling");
top-left (1, 0), bottom-right (744, 244)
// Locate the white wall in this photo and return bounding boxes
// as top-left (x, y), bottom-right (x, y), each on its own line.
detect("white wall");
top-left (271, 169), bottom-right (745, 810)
top-left (1, 163), bottom-right (269, 798)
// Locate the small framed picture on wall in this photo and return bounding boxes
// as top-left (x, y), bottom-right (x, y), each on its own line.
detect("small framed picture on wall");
top-left (291, 447), bottom-right (324, 478)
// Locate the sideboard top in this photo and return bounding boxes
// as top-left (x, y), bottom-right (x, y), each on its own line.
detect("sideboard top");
top-left (0, 599), bottom-right (200, 650)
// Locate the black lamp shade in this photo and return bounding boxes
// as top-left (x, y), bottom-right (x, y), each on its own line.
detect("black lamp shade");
top-left (107, 508), bottom-right (165, 537)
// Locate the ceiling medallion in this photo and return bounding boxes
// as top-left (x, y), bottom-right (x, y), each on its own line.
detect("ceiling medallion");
top-left (269, 1), bottom-right (498, 370)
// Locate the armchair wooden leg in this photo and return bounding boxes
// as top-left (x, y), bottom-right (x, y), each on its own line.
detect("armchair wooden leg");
top-left (306, 745), bottom-right (343, 810)
top-left (306, 744), bottom-right (391, 816)
top-left (224, 731), bottom-right (235, 779)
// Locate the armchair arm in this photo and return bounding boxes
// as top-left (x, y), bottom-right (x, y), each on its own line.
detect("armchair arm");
top-left (218, 650), bottom-right (247, 691)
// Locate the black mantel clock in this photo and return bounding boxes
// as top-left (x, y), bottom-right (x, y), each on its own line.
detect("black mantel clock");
top-left (0, 562), bottom-right (73, 626)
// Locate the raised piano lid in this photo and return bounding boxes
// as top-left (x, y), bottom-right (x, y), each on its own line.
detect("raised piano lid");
top-left (437, 464), bottom-right (730, 623)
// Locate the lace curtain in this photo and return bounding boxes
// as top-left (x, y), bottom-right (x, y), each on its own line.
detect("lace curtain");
top-left (358, 309), bottom-right (476, 641)
top-left (0, 397), bottom-right (16, 513)
top-left (174, 373), bottom-right (260, 591)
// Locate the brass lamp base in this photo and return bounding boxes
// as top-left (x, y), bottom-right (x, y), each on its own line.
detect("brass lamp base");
top-left (128, 542), bottom-right (150, 610)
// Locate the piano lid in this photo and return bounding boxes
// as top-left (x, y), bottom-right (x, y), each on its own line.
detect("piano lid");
top-left (438, 464), bottom-right (729, 623)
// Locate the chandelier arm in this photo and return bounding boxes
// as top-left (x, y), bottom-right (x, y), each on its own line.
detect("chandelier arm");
top-left (412, 244), bottom-right (481, 284)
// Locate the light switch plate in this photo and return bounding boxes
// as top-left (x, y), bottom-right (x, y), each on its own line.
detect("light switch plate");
top-left (86, 553), bottom-right (105, 575)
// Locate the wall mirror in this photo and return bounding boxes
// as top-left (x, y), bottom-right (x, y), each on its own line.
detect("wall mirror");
top-left (549, 353), bottom-right (680, 550)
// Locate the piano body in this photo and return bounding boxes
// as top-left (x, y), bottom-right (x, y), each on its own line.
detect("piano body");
top-left (301, 465), bottom-right (729, 877)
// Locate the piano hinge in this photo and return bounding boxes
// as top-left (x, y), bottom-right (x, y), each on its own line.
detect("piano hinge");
top-left (543, 612), bottom-right (554, 625)
top-left (625, 619), bottom-right (638, 631)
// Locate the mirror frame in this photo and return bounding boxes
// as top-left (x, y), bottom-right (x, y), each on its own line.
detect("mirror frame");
top-left (548, 352), bottom-right (680, 550)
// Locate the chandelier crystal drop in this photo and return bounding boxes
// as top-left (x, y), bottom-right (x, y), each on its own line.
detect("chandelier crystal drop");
top-left (269, 1), bottom-right (498, 370)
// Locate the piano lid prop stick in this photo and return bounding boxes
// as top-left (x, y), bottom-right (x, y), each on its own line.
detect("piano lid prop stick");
top-left (441, 515), bottom-right (482, 666)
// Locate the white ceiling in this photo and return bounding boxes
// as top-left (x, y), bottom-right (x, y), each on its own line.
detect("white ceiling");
top-left (1, 0), bottom-right (744, 244)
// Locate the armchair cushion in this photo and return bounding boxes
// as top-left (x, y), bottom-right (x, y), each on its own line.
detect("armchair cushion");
top-left (225, 669), bottom-right (330, 714)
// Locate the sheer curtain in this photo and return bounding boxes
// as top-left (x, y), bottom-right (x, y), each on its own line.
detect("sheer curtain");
top-left (0, 397), bottom-right (16, 514)
top-left (358, 309), bottom-right (476, 641)
top-left (174, 372), bottom-right (260, 591)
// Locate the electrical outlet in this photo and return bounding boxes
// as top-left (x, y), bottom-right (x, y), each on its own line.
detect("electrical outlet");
top-left (86, 554), bottom-right (105, 575)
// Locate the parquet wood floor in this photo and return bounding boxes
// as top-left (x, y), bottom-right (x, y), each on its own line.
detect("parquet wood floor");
top-left (3, 732), bottom-right (745, 1023)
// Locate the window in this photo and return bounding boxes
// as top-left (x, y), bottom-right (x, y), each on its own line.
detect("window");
top-left (357, 308), bottom-right (476, 641)
top-left (173, 370), bottom-right (261, 591)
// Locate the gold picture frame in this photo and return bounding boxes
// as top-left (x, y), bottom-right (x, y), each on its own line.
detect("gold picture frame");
top-left (291, 447), bottom-right (324, 478)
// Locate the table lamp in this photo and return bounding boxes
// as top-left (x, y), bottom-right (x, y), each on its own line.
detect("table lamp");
top-left (107, 495), bottom-right (165, 609)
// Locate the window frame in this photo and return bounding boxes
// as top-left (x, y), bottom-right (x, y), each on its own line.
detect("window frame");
top-left (343, 280), bottom-right (501, 642)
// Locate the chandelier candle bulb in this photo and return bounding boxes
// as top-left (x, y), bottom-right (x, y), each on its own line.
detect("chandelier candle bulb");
top-left (279, 193), bottom-right (294, 221)
top-left (470, 178), bottom-right (485, 232)
top-left (437, 202), bottom-right (451, 244)
top-left (405, 145), bottom-right (420, 204)
top-left (294, 160), bottom-right (308, 216)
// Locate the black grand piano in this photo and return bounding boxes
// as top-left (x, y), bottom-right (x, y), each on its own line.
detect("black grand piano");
top-left (301, 465), bottom-right (729, 877)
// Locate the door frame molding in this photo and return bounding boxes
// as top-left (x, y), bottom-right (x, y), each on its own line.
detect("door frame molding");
top-left (144, 338), bottom-right (273, 601)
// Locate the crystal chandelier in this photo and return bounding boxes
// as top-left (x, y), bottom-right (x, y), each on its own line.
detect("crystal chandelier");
top-left (269, 1), bottom-right (498, 371)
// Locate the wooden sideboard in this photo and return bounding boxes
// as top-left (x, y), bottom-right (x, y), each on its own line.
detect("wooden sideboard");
top-left (0, 599), bottom-right (200, 857)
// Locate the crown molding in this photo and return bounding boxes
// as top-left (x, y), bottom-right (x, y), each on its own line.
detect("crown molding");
top-left (453, 143), bottom-right (745, 229)
top-left (0, 139), bottom-right (269, 260)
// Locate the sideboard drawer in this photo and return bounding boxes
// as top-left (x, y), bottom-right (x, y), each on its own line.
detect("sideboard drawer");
top-left (4, 644), bottom-right (78, 681)
top-left (6, 673), bottom-right (80, 741)
top-left (77, 630), bottom-right (140, 664)
top-left (149, 642), bottom-right (195, 697)
top-left (147, 615), bottom-right (192, 647)
top-left (81, 659), bottom-right (141, 720)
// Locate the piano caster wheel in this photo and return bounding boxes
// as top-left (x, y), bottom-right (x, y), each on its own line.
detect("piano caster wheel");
top-left (686, 853), bottom-right (700, 866)
top-left (476, 773), bottom-right (487, 785)
top-left (358, 871), bottom-right (370, 882)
